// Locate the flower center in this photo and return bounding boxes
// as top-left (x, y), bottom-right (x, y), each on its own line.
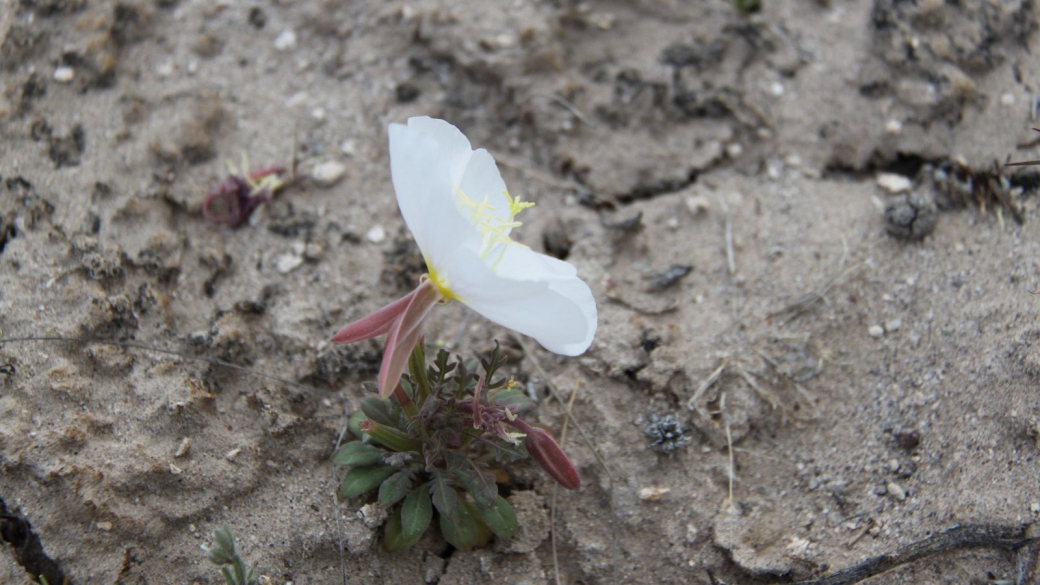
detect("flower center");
top-left (453, 186), bottom-right (535, 271)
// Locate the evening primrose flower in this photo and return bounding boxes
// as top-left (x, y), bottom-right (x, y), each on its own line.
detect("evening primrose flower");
top-left (332, 117), bottom-right (597, 398)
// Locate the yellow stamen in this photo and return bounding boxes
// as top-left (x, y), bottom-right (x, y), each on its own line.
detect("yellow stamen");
top-left (453, 186), bottom-right (536, 271)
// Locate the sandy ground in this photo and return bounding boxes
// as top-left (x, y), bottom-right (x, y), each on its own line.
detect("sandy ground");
top-left (4, 0), bottom-right (1040, 583)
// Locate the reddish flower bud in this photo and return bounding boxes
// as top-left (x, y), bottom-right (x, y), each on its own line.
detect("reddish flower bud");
top-left (508, 419), bottom-right (580, 490)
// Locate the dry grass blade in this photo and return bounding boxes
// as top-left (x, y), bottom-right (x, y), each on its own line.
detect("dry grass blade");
top-left (533, 92), bottom-right (596, 128)
top-left (737, 365), bottom-right (781, 412)
top-left (687, 361), bottom-right (727, 415)
top-left (718, 195), bottom-right (736, 275)
top-left (551, 382), bottom-right (581, 585)
top-left (767, 262), bottom-right (867, 324)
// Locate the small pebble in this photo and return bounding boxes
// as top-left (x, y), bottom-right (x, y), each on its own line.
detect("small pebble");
top-left (876, 173), bottom-right (912, 194)
top-left (725, 143), bottom-right (743, 158)
top-left (169, 462), bottom-right (183, 475)
top-left (311, 160), bottom-right (346, 187)
top-left (157, 61), bottom-right (174, 77)
top-left (1031, 502), bottom-right (1040, 514)
top-left (883, 191), bottom-right (939, 241)
top-left (884, 119), bottom-right (903, 134)
top-left (639, 486), bottom-right (671, 501)
top-left (285, 92), bottom-right (308, 107)
top-left (894, 430), bottom-right (920, 450)
top-left (884, 318), bottom-right (902, 332)
top-left (888, 458), bottom-right (901, 472)
top-left (340, 139), bottom-right (356, 155)
top-left (685, 195), bottom-right (710, 216)
top-left (53, 66), bottom-right (75, 83)
top-left (96, 521), bottom-right (113, 531)
top-left (873, 484), bottom-right (888, 496)
top-left (274, 29), bottom-right (297, 51)
top-left (311, 107), bottom-right (326, 121)
top-left (174, 437), bottom-right (192, 458)
top-left (1000, 92), bottom-right (1016, 107)
top-left (273, 254), bottom-right (303, 274)
top-left (304, 242), bottom-right (325, 261)
top-left (868, 325), bottom-right (884, 338)
top-left (225, 447), bottom-right (242, 461)
top-left (769, 81), bottom-right (785, 96)
top-left (365, 225), bottom-right (386, 243)
top-left (886, 481), bottom-right (907, 501)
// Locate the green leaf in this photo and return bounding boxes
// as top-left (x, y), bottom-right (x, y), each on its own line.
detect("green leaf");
top-left (455, 467), bottom-right (498, 508)
top-left (384, 506), bottom-right (421, 552)
top-left (333, 442), bottom-right (385, 467)
top-left (339, 465), bottom-right (396, 498)
top-left (361, 396), bottom-right (398, 427)
top-left (439, 497), bottom-right (480, 549)
top-left (487, 388), bottom-right (534, 413)
top-left (378, 469), bottom-right (416, 508)
top-left (347, 410), bottom-right (368, 441)
top-left (476, 496), bottom-right (518, 539)
top-left (430, 474), bottom-right (457, 518)
top-left (400, 483), bottom-right (433, 542)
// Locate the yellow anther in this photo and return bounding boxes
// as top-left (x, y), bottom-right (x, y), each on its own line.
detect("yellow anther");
top-left (453, 185), bottom-right (535, 271)
top-left (503, 190), bottom-right (535, 219)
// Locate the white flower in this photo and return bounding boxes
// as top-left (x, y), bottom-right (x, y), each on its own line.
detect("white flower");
top-left (333, 116), bottom-right (597, 397)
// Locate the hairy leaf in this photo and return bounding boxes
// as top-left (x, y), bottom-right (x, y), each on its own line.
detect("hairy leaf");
top-left (400, 483), bottom-right (433, 542)
top-left (430, 474), bottom-right (457, 518)
top-left (378, 469), bottom-right (416, 508)
top-left (333, 441), bottom-right (385, 467)
top-left (439, 498), bottom-right (480, 549)
top-left (383, 507), bottom-right (421, 552)
top-left (347, 410), bottom-right (368, 441)
top-left (487, 388), bottom-right (534, 413)
top-left (360, 396), bottom-right (398, 427)
top-left (339, 465), bottom-right (396, 498)
top-left (476, 496), bottom-right (518, 539)
top-left (455, 466), bottom-right (498, 508)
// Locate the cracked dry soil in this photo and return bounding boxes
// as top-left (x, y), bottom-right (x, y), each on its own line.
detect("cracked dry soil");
top-left (4, 0), bottom-right (1040, 583)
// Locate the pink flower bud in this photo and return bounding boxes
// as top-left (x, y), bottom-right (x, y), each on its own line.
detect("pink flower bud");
top-left (509, 419), bottom-right (580, 490)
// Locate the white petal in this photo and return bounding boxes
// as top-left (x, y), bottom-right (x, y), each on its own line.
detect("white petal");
top-left (457, 149), bottom-right (512, 231)
top-left (404, 117), bottom-right (474, 183)
top-left (389, 118), bottom-right (480, 270)
top-left (449, 247), bottom-right (597, 356)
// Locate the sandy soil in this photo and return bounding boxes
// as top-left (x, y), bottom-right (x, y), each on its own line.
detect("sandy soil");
top-left (3, 0), bottom-right (1040, 583)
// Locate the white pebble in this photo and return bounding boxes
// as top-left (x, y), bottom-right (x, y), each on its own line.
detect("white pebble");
top-left (53, 66), bottom-right (75, 83)
top-left (311, 107), bottom-right (326, 121)
top-left (876, 173), bottom-right (912, 194)
top-left (340, 139), bottom-right (356, 155)
top-left (274, 254), bottom-right (303, 274)
top-left (885, 119), bottom-right (903, 134)
top-left (285, 92), bottom-right (308, 107)
top-left (868, 325), bottom-right (884, 338)
top-left (274, 29), bottom-right (297, 51)
top-left (769, 81), bottom-right (785, 96)
top-left (884, 318), bottom-right (902, 333)
top-left (1000, 92), bottom-right (1016, 107)
top-left (311, 160), bottom-right (346, 187)
top-left (639, 486), bottom-right (671, 501)
top-left (886, 481), bottom-right (907, 501)
top-left (366, 225), bottom-right (386, 243)
top-left (725, 143), bottom-right (743, 158)
top-left (157, 61), bottom-right (174, 78)
top-left (685, 195), bottom-right (710, 216)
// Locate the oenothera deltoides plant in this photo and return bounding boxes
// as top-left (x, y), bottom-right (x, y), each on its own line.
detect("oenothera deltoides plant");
top-left (331, 117), bottom-right (596, 550)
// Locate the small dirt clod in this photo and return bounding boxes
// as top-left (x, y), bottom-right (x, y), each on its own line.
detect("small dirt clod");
top-left (883, 191), bottom-right (938, 241)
